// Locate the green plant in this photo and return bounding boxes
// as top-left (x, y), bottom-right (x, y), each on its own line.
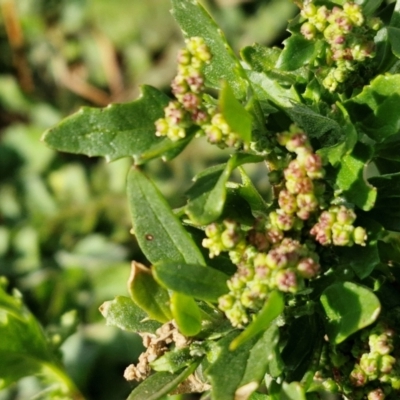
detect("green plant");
top-left (6, 0), bottom-right (400, 399)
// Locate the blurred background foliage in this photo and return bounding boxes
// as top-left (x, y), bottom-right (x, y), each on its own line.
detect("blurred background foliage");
top-left (0, 0), bottom-right (296, 399)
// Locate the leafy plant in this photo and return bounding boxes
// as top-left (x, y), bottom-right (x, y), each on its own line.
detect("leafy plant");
top-left (15, 0), bottom-right (400, 399)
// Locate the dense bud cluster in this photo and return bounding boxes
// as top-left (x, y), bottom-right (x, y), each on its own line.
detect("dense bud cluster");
top-left (300, 1), bottom-right (381, 91)
top-left (155, 37), bottom-right (243, 148)
top-left (310, 205), bottom-right (367, 246)
top-left (201, 124), bottom-right (369, 327)
top-left (317, 322), bottom-right (400, 399)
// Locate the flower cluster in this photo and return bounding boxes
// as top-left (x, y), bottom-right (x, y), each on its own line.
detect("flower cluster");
top-left (276, 124), bottom-right (325, 224)
top-left (300, 2), bottom-right (381, 91)
top-left (155, 37), bottom-right (244, 148)
top-left (155, 37), bottom-right (212, 142)
top-left (201, 124), bottom-right (370, 327)
top-left (317, 322), bottom-right (400, 400)
top-left (310, 205), bottom-right (367, 246)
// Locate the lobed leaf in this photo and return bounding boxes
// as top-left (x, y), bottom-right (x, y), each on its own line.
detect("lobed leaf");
top-left (43, 85), bottom-right (172, 163)
top-left (320, 282), bottom-right (381, 344)
top-left (345, 74), bottom-right (400, 142)
top-left (127, 167), bottom-right (205, 265)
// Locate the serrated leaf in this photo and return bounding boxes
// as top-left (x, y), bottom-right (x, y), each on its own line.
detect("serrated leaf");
top-left (128, 261), bottom-right (172, 323)
top-left (43, 85), bottom-right (171, 163)
top-left (153, 262), bottom-right (229, 302)
top-left (127, 167), bottom-right (205, 265)
top-left (345, 74), bottom-right (400, 142)
top-left (230, 291), bottom-right (284, 351)
top-left (276, 35), bottom-right (321, 72)
top-left (171, 292), bottom-right (202, 337)
top-left (219, 81), bottom-right (252, 143)
top-left (127, 363), bottom-right (198, 400)
top-left (336, 142), bottom-right (377, 211)
top-left (99, 296), bottom-right (161, 334)
top-left (171, 0), bottom-right (247, 99)
top-left (320, 282), bottom-right (381, 344)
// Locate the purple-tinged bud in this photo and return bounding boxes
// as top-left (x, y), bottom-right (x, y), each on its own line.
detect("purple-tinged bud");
top-left (177, 48), bottom-right (191, 65)
top-left (297, 257), bottom-right (320, 279)
top-left (182, 92), bottom-right (201, 112)
top-left (379, 354), bottom-right (395, 374)
top-left (297, 193), bottom-right (318, 212)
top-left (165, 101), bottom-right (185, 125)
top-left (275, 269), bottom-right (299, 293)
top-left (276, 212), bottom-right (295, 231)
top-left (336, 206), bottom-right (357, 225)
top-left (319, 210), bottom-right (336, 227)
top-left (205, 223), bottom-right (220, 238)
top-left (278, 190), bottom-right (298, 214)
top-left (360, 353), bottom-right (379, 379)
top-left (285, 133), bottom-right (310, 153)
top-left (192, 109), bottom-right (209, 124)
top-left (266, 249), bottom-right (288, 269)
top-left (218, 294), bottom-right (235, 311)
top-left (301, 22), bottom-right (317, 40)
top-left (265, 227), bottom-right (284, 244)
top-left (350, 365), bottom-right (368, 387)
top-left (247, 230), bottom-right (270, 252)
top-left (284, 160), bottom-right (305, 181)
top-left (171, 75), bottom-right (189, 96)
top-left (310, 223), bottom-right (332, 245)
top-left (305, 153), bottom-right (323, 172)
top-left (296, 209), bottom-right (311, 221)
top-left (332, 225), bottom-right (353, 246)
top-left (205, 125), bottom-right (223, 144)
top-left (186, 73), bottom-right (204, 93)
top-left (367, 388), bottom-right (385, 400)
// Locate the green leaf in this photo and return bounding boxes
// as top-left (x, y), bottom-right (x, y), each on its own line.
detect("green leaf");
top-left (128, 261), bottom-right (172, 323)
top-left (336, 142), bottom-right (377, 211)
top-left (276, 35), bottom-right (321, 72)
top-left (127, 167), bottom-right (205, 265)
top-left (0, 281), bottom-right (80, 397)
top-left (246, 71), bottom-right (302, 109)
top-left (219, 81), bottom-right (252, 143)
top-left (230, 291), bottom-right (284, 350)
top-left (153, 262), bottom-right (229, 302)
top-left (150, 347), bottom-right (193, 374)
top-left (336, 217), bottom-right (383, 279)
top-left (236, 323), bottom-right (282, 400)
top-left (318, 103), bottom-right (358, 167)
top-left (43, 85), bottom-right (171, 163)
top-left (171, 292), bottom-right (202, 337)
top-left (206, 331), bottom-right (258, 400)
top-left (320, 282), bottom-right (381, 344)
top-left (345, 74), bottom-right (400, 142)
top-left (186, 153), bottom-right (264, 225)
top-left (286, 104), bottom-right (341, 145)
top-left (280, 382), bottom-right (306, 400)
top-left (127, 363), bottom-right (198, 400)
top-left (171, 0), bottom-right (247, 99)
top-left (237, 167), bottom-right (270, 217)
top-left (186, 163), bottom-right (229, 225)
top-left (369, 172), bottom-right (400, 231)
top-left (99, 296), bottom-right (162, 334)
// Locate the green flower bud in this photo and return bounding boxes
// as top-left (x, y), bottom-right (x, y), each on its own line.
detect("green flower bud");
top-left (360, 353), bottom-right (379, 380)
top-left (301, 22), bottom-right (317, 40)
top-left (367, 388), bottom-right (385, 400)
top-left (379, 354), bottom-right (396, 375)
